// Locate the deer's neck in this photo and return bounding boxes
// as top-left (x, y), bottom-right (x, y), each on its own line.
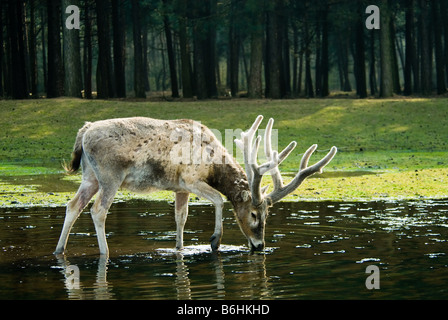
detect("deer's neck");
top-left (207, 161), bottom-right (250, 206)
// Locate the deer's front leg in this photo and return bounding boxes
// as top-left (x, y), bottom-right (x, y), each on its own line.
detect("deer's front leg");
top-left (209, 203), bottom-right (224, 251)
top-left (183, 181), bottom-right (224, 251)
top-left (175, 192), bottom-right (190, 250)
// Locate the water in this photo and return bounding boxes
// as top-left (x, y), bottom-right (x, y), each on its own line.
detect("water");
top-left (1, 199), bottom-right (447, 300)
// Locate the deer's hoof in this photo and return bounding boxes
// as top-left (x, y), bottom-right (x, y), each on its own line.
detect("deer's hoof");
top-left (210, 233), bottom-right (221, 251)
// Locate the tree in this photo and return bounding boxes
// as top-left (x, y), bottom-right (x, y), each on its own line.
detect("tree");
top-left (96, 0), bottom-right (114, 98)
top-left (3, 0), bottom-right (448, 101)
top-left (83, 0), bottom-right (93, 99)
top-left (389, 17), bottom-right (401, 94)
top-left (228, 0), bottom-right (240, 98)
top-left (440, 0), bottom-right (448, 86)
top-left (419, 0), bottom-right (432, 96)
top-left (265, 3), bottom-right (282, 99)
top-left (380, 0), bottom-right (394, 98)
top-left (247, 0), bottom-right (264, 99)
top-left (320, 2), bottom-right (329, 97)
top-left (47, 0), bottom-right (63, 98)
top-left (192, 0), bottom-right (218, 99)
top-left (403, 0), bottom-right (416, 96)
top-left (176, 0), bottom-right (194, 98)
top-left (431, 0), bottom-right (446, 94)
top-left (353, 2), bottom-right (367, 98)
top-left (303, 3), bottom-right (314, 98)
top-left (131, 0), bottom-right (146, 98)
top-left (62, 0), bottom-right (82, 98)
top-left (315, 1), bottom-right (329, 97)
top-left (112, 0), bottom-right (126, 98)
top-left (28, 0), bottom-right (38, 97)
top-left (162, 0), bottom-right (179, 98)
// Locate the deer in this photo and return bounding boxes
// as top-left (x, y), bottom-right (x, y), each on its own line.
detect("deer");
top-left (54, 115), bottom-right (337, 256)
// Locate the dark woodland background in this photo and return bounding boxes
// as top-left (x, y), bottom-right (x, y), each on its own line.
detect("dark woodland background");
top-left (1, 0), bottom-right (448, 100)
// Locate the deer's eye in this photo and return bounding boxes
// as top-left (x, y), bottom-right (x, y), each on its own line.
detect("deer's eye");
top-left (251, 212), bottom-right (257, 220)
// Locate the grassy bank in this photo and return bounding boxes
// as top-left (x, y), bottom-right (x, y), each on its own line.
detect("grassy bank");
top-left (1, 97), bottom-right (447, 207)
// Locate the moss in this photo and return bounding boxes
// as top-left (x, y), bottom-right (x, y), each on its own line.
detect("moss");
top-left (1, 97), bottom-right (447, 207)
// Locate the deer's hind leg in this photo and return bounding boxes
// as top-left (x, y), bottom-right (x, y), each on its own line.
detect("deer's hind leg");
top-left (90, 184), bottom-right (120, 256)
top-left (54, 166), bottom-right (99, 255)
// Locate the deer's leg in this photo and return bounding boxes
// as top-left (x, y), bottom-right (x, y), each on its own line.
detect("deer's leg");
top-left (90, 186), bottom-right (118, 256)
top-left (175, 192), bottom-right (190, 250)
top-left (184, 181), bottom-right (224, 251)
top-left (54, 176), bottom-right (99, 255)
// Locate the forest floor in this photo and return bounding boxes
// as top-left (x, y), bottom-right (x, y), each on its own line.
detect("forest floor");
top-left (1, 97), bottom-right (447, 207)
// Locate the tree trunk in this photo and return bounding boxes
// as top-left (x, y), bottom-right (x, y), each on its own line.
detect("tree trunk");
top-left (389, 19), bottom-right (401, 94)
top-left (404, 0), bottom-right (415, 96)
top-left (248, 29), bottom-right (263, 98)
top-left (41, 7), bottom-right (47, 93)
top-left (369, 30), bottom-right (378, 96)
top-left (142, 24), bottom-right (150, 92)
top-left (0, 1), bottom-right (3, 96)
top-left (47, 0), bottom-right (63, 98)
top-left (112, 0), bottom-right (126, 98)
top-left (163, 0), bottom-right (179, 98)
top-left (131, 0), bottom-right (146, 98)
top-left (265, 9), bottom-right (281, 99)
top-left (178, 13), bottom-right (193, 98)
top-left (337, 36), bottom-right (351, 92)
top-left (192, 5), bottom-right (207, 99)
top-left (440, 0), bottom-right (448, 85)
top-left (205, 0), bottom-right (218, 98)
top-left (431, 0), bottom-right (446, 94)
top-left (354, 4), bottom-right (367, 98)
top-left (247, 0), bottom-right (264, 99)
top-left (292, 21), bottom-right (299, 96)
top-left (320, 3), bottom-right (329, 97)
top-left (228, 0), bottom-right (240, 97)
top-left (62, 0), bottom-right (82, 98)
top-left (304, 10), bottom-right (313, 98)
top-left (28, 0), bottom-right (38, 97)
top-left (192, 0), bottom-right (217, 99)
top-left (419, 0), bottom-right (432, 95)
top-left (96, 0), bottom-right (114, 98)
top-left (279, 2), bottom-right (290, 97)
top-left (193, 40), bottom-right (207, 99)
top-left (83, 0), bottom-right (92, 99)
top-left (315, 17), bottom-right (322, 97)
top-left (297, 43), bottom-right (304, 94)
top-left (380, 0), bottom-right (394, 97)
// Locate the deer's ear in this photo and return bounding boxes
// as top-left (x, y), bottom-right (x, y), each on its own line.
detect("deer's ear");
top-left (240, 190), bottom-right (251, 202)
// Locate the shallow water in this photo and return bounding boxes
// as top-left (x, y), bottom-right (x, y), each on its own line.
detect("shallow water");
top-left (0, 199), bottom-right (447, 300)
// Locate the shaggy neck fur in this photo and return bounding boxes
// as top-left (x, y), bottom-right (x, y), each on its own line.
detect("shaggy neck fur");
top-left (207, 160), bottom-right (251, 207)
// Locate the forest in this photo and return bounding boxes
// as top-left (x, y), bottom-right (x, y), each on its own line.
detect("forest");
top-left (1, 0), bottom-right (448, 100)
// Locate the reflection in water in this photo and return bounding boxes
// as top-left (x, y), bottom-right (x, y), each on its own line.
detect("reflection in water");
top-left (236, 254), bottom-right (272, 299)
top-left (1, 199), bottom-right (448, 299)
top-left (55, 246), bottom-right (271, 300)
top-left (175, 252), bottom-right (191, 299)
top-left (56, 255), bottom-right (114, 300)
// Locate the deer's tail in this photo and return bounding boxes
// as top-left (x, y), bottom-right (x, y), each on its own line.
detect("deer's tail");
top-left (64, 122), bottom-right (92, 174)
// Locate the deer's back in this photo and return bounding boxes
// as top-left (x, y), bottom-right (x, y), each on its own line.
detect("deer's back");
top-left (80, 117), bottom-right (229, 192)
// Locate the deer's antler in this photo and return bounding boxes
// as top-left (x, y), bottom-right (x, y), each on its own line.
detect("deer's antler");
top-left (235, 115), bottom-right (337, 206)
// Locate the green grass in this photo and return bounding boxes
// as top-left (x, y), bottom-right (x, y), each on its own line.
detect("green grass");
top-left (1, 97), bottom-right (447, 207)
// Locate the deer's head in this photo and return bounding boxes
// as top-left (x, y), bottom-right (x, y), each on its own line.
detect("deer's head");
top-left (234, 115), bottom-right (337, 251)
